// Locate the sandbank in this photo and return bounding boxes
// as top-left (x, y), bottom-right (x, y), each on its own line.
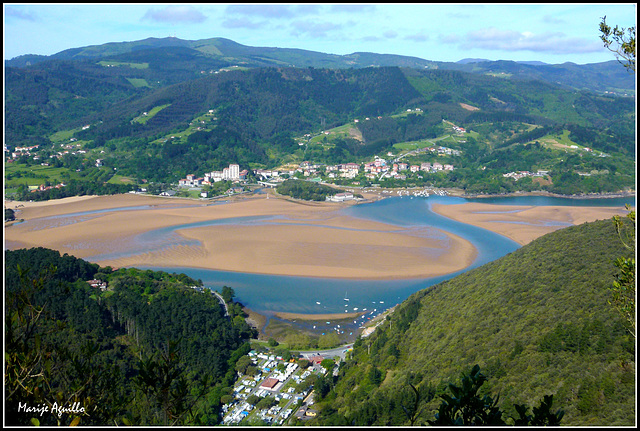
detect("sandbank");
top-left (430, 202), bottom-right (631, 245)
top-left (273, 311), bottom-right (365, 321)
top-left (5, 192), bottom-right (477, 280)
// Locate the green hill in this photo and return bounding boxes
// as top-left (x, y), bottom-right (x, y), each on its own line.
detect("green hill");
top-left (313, 217), bottom-right (635, 426)
top-left (5, 247), bottom-right (255, 426)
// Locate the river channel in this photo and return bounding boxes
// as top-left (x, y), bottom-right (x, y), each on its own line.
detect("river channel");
top-left (98, 194), bottom-right (634, 335)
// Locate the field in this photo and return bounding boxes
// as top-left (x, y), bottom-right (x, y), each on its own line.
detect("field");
top-left (97, 60), bottom-right (149, 69)
top-left (131, 104), bottom-right (171, 124)
top-left (106, 174), bottom-right (136, 184)
top-left (4, 164), bottom-right (76, 190)
top-left (125, 78), bottom-right (151, 88)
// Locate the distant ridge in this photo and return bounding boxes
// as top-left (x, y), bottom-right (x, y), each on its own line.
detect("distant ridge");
top-left (456, 58), bottom-right (492, 64)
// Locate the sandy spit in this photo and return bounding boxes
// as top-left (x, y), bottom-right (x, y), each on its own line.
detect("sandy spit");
top-left (430, 202), bottom-right (631, 246)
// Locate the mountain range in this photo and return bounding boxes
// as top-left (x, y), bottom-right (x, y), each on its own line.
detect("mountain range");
top-left (6, 36), bottom-right (635, 93)
top-left (5, 36), bottom-right (636, 199)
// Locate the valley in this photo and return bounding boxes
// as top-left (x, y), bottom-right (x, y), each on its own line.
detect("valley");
top-left (4, 33), bottom-right (635, 427)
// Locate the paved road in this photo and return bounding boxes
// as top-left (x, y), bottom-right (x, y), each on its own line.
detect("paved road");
top-left (212, 291), bottom-right (229, 317)
top-left (298, 344), bottom-right (353, 361)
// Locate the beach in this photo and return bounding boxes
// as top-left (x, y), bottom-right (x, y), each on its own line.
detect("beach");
top-left (5, 191), bottom-right (476, 280)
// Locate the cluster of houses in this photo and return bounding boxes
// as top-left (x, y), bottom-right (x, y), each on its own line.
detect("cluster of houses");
top-left (502, 170), bottom-right (550, 181)
top-left (251, 155), bottom-right (456, 183)
top-left (29, 182), bottom-right (67, 194)
top-left (8, 144), bottom-right (41, 160)
top-left (362, 156), bottom-right (455, 180)
top-left (222, 350), bottom-right (325, 425)
top-left (86, 279), bottom-right (108, 291)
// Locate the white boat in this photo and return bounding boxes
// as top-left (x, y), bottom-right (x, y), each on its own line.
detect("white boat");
top-left (316, 301), bottom-right (321, 305)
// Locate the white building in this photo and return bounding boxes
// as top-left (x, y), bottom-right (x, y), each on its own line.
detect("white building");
top-left (327, 192), bottom-right (354, 202)
top-left (206, 164), bottom-right (241, 182)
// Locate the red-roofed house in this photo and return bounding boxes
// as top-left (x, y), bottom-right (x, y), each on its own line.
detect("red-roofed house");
top-left (259, 377), bottom-right (280, 390)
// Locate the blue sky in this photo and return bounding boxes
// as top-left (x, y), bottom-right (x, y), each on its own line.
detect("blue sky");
top-left (4, 3), bottom-right (637, 64)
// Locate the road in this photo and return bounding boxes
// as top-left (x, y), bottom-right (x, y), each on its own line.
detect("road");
top-left (298, 344), bottom-right (353, 361)
top-left (212, 291), bottom-right (229, 317)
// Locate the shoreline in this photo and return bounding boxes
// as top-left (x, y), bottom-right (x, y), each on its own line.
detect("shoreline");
top-left (346, 186), bottom-right (635, 201)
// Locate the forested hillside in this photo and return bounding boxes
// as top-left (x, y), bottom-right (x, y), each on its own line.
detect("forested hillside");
top-left (311, 217), bottom-right (635, 426)
top-left (5, 247), bottom-right (255, 426)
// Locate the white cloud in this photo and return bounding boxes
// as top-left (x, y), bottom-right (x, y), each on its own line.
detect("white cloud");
top-left (462, 27), bottom-right (602, 54)
top-left (5, 5), bottom-right (37, 21)
top-left (405, 33), bottom-right (430, 43)
top-left (225, 4), bottom-right (295, 18)
top-left (383, 30), bottom-right (398, 39)
top-left (142, 6), bottom-right (207, 24)
top-left (290, 20), bottom-right (343, 39)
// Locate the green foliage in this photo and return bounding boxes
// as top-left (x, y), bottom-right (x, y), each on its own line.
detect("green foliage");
top-left (317, 219), bottom-right (635, 426)
top-left (5, 207), bottom-right (16, 221)
top-left (5, 247), bottom-right (252, 426)
top-left (610, 206), bottom-right (636, 336)
top-left (429, 365), bottom-right (563, 426)
top-left (600, 16), bottom-right (636, 72)
top-left (276, 178), bottom-right (345, 201)
top-left (134, 340), bottom-right (211, 425)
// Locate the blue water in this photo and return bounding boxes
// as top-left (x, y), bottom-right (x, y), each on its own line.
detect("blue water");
top-left (116, 194), bottom-right (634, 330)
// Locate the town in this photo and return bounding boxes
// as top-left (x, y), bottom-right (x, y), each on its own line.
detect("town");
top-left (221, 350), bottom-right (332, 425)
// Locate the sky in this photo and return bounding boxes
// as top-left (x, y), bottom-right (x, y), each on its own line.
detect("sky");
top-left (3, 3), bottom-right (637, 64)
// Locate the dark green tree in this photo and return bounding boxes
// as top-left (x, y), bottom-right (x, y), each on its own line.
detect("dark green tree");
top-left (611, 205), bottom-right (636, 337)
top-left (428, 365), bottom-right (563, 426)
top-left (133, 340), bottom-right (211, 426)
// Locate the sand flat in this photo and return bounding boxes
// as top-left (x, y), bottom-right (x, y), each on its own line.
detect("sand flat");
top-left (5, 193), bottom-right (477, 279)
top-left (430, 202), bottom-right (630, 245)
top-left (99, 221), bottom-right (476, 279)
top-left (6, 192), bottom-right (630, 279)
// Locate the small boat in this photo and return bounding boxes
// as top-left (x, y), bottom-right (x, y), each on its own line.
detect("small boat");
top-left (316, 301), bottom-right (321, 305)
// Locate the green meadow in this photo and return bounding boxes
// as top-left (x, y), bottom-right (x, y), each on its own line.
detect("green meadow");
top-left (97, 60), bottom-right (149, 69)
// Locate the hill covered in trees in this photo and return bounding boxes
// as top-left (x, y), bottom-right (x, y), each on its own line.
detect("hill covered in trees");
top-left (310, 217), bottom-right (635, 426)
top-left (5, 247), bottom-right (255, 426)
